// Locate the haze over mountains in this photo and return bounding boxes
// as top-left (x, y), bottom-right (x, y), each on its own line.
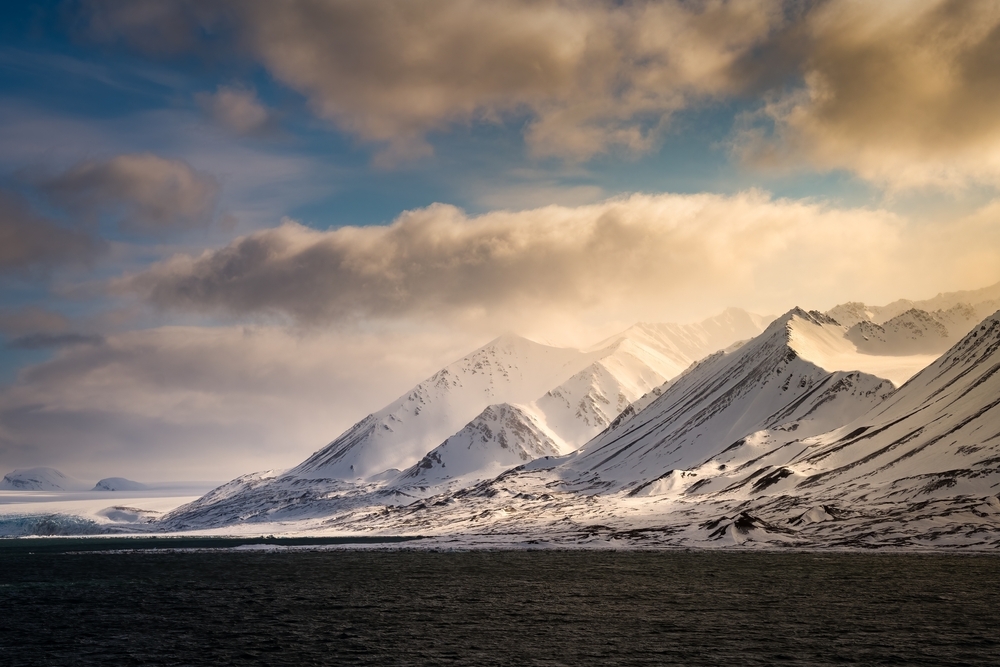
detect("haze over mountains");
top-left (0, 468), bottom-right (89, 492)
top-left (290, 308), bottom-right (773, 483)
top-left (147, 283), bottom-right (999, 549)
top-left (0, 470), bottom-right (188, 494)
top-left (299, 280), bottom-right (1000, 497)
top-left (831, 281), bottom-right (1000, 356)
top-left (555, 309), bottom-right (896, 492)
top-left (7, 282), bottom-right (1000, 549)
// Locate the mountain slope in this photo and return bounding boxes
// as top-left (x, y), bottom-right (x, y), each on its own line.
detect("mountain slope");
top-left (0, 468), bottom-right (87, 491)
top-left (637, 309), bottom-right (1000, 546)
top-left (391, 311), bottom-right (775, 490)
top-left (532, 337), bottom-right (685, 448)
top-left (587, 308), bottom-right (772, 373)
top-left (844, 306), bottom-right (983, 356)
top-left (164, 308), bottom-right (772, 526)
top-left (788, 309), bottom-right (1000, 503)
top-left (555, 309), bottom-right (895, 491)
top-left (396, 403), bottom-right (562, 487)
top-left (290, 333), bottom-right (593, 480)
top-left (291, 310), bottom-right (773, 483)
top-left (828, 281), bottom-right (1000, 330)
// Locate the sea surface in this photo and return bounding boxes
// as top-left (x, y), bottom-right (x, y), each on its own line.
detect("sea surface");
top-left (2, 539), bottom-right (999, 666)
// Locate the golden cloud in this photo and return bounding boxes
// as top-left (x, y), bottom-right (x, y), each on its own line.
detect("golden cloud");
top-left (123, 191), bottom-right (930, 328)
top-left (735, 0), bottom-right (1000, 189)
top-left (79, 0), bottom-right (786, 163)
top-left (79, 0), bottom-right (1000, 185)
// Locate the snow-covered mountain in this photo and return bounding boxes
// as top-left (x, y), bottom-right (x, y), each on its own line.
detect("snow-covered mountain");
top-left (291, 309), bottom-right (773, 483)
top-left (163, 308), bottom-right (772, 526)
top-left (767, 309), bottom-right (1000, 510)
top-left (397, 403), bottom-right (562, 486)
top-left (828, 281), bottom-right (1000, 330)
top-left (316, 308), bottom-right (1000, 549)
top-left (587, 308), bottom-right (774, 375)
top-left (627, 308), bottom-right (1000, 546)
top-left (396, 311), bottom-right (774, 489)
top-left (161, 298), bottom-right (1000, 550)
top-left (820, 284), bottom-right (1000, 377)
top-left (290, 333), bottom-right (595, 480)
top-left (0, 467), bottom-right (88, 491)
top-left (532, 339), bottom-right (676, 447)
top-left (92, 477), bottom-right (148, 491)
top-left (551, 308), bottom-right (896, 491)
top-left (388, 335), bottom-right (685, 491)
top-left (843, 305), bottom-right (985, 357)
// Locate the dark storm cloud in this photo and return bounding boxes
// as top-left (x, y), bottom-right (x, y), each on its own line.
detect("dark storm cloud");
top-left (39, 153), bottom-right (221, 232)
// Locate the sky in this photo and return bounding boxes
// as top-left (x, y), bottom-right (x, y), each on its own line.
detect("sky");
top-left (2, 0), bottom-right (1000, 482)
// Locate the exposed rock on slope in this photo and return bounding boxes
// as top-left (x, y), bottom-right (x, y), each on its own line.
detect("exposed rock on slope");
top-left (291, 310), bottom-right (773, 483)
top-left (845, 306), bottom-right (981, 356)
top-left (164, 309), bottom-right (772, 526)
top-left (555, 309), bottom-right (895, 491)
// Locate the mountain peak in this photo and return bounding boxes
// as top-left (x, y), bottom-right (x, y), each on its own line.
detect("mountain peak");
top-left (291, 330), bottom-right (592, 480)
top-left (761, 308), bottom-right (838, 343)
top-left (475, 332), bottom-right (567, 358)
top-left (489, 331), bottom-right (534, 347)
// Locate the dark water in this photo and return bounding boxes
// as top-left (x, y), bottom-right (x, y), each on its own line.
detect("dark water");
top-left (2, 542), bottom-right (999, 666)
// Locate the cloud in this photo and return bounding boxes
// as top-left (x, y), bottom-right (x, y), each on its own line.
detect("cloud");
top-left (122, 191), bottom-right (937, 330)
top-left (6, 333), bottom-right (104, 350)
top-left (39, 153), bottom-right (221, 232)
top-left (196, 84), bottom-right (274, 136)
top-left (733, 0), bottom-right (1000, 189)
top-left (77, 0), bottom-right (786, 163)
top-left (471, 183), bottom-right (606, 212)
top-left (0, 307), bottom-right (70, 337)
top-left (71, 0), bottom-right (223, 57)
top-left (0, 189), bottom-right (103, 276)
top-left (75, 0), bottom-right (1000, 187)
top-left (8, 193), bottom-right (1000, 480)
top-left (0, 324), bottom-right (480, 480)
top-left (0, 100), bottom-right (330, 235)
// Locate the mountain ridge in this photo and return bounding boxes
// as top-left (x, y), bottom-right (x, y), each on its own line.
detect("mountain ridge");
top-left (161, 301), bottom-right (1000, 550)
